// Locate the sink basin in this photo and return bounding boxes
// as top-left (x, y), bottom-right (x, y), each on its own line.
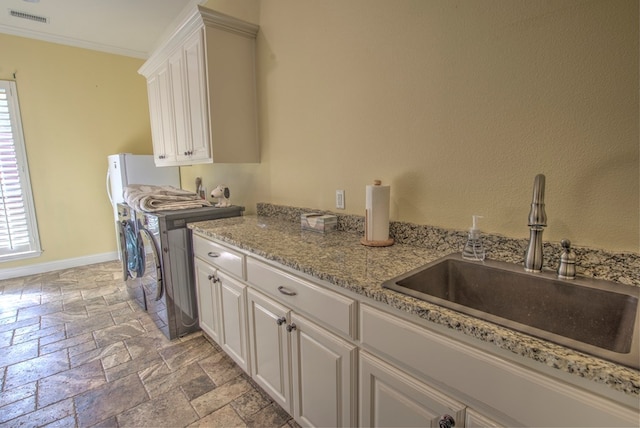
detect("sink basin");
top-left (383, 253), bottom-right (640, 369)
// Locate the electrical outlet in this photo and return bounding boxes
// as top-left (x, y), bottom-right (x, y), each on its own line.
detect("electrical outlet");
top-left (336, 190), bottom-right (345, 209)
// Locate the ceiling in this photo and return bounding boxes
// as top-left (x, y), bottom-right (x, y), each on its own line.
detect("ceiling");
top-left (0, 0), bottom-right (208, 58)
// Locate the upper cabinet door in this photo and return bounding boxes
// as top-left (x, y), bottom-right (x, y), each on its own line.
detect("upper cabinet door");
top-left (168, 45), bottom-right (190, 163)
top-left (181, 29), bottom-right (210, 162)
top-left (147, 67), bottom-right (178, 166)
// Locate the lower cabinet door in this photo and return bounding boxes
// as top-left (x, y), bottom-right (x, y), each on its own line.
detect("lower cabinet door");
top-left (194, 259), bottom-right (221, 343)
top-left (247, 288), bottom-right (292, 413)
top-left (290, 313), bottom-right (357, 428)
top-left (218, 271), bottom-right (249, 372)
top-left (359, 351), bottom-right (466, 428)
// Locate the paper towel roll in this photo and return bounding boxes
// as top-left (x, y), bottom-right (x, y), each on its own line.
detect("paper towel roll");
top-left (365, 181), bottom-right (390, 242)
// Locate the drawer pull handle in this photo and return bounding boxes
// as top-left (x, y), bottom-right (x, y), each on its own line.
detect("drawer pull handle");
top-left (207, 252), bottom-right (220, 258)
top-left (276, 316), bottom-right (287, 326)
top-left (278, 286), bottom-right (297, 296)
top-left (286, 323), bottom-right (297, 332)
top-left (438, 415), bottom-right (455, 428)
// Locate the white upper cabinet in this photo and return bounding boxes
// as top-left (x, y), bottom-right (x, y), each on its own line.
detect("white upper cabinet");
top-left (139, 7), bottom-right (260, 166)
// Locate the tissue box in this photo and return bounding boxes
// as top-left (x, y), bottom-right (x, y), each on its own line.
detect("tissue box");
top-left (301, 213), bottom-right (337, 233)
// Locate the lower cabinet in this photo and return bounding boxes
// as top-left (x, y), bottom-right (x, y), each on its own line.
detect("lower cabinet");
top-left (360, 303), bottom-right (639, 427)
top-left (290, 312), bottom-right (357, 428)
top-left (359, 350), bottom-right (465, 428)
top-left (247, 286), bottom-right (357, 427)
top-left (195, 235), bottom-right (638, 428)
top-left (246, 288), bottom-right (292, 411)
top-left (194, 258), bottom-right (221, 343)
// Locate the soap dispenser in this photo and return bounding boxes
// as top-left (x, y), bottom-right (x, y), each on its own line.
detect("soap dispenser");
top-left (462, 215), bottom-right (485, 261)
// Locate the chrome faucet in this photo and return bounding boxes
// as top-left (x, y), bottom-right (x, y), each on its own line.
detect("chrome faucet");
top-left (524, 174), bottom-right (547, 272)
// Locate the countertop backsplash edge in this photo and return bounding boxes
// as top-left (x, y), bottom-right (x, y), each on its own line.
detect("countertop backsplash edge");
top-left (256, 202), bottom-right (639, 286)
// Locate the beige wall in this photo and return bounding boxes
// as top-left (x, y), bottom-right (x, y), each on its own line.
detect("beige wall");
top-left (203, 0), bottom-right (259, 24)
top-left (2, 0), bottom-right (637, 274)
top-left (1, 33), bottom-right (152, 270)
top-left (250, 0), bottom-right (638, 252)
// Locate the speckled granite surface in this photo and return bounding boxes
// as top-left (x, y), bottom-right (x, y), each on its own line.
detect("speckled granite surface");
top-left (189, 203), bottom-right (640, 398)
top-left (255, 203), bottom-right (640, 286)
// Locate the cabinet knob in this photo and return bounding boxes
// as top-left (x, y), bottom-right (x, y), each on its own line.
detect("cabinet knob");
top-left (277, 286), bottom-right (297, 296)
top-left (276, 316), bottom-right (286, 326)
top-left (438, 415), bottom-right (455, 428)
top-left (207, 274), bottom-right (220, 283)
top-left (286, 323), bottom-right (297, 332)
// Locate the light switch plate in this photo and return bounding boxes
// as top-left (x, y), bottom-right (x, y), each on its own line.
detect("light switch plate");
top-left (336, 190), bottom-right (345, 209)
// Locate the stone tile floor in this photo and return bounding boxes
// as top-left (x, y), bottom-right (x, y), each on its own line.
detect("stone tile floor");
top-left (0, 261), bottom-right (298, 427)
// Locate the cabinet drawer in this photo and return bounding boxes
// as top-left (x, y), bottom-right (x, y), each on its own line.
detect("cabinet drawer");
top-left (247, 258), bottom-right (356, 339)
top-left (193, 235), bottom-right (245, 280)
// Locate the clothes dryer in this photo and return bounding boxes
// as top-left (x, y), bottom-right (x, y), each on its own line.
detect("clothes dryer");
top-left (134, 205), bottom-right (243, 339)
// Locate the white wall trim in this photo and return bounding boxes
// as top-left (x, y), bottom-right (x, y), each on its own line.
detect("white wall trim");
top-left (0, 25), bottom-right (148, 59)
top-left (0, 252), bottom-right (119, 280)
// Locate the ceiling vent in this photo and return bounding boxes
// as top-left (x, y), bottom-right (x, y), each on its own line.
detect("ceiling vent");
top-left (9, 9), bottom-right (49, 24)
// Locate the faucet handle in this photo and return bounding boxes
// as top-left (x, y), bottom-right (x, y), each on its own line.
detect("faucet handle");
top-left (557, 239), bottom-right (576, 280)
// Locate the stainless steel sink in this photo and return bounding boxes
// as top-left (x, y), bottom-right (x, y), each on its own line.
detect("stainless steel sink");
top-left (383, 253), bottom-right (640, 369)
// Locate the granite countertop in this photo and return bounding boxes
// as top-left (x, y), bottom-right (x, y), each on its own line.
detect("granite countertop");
top-left (189, 213), bottom-right (639, 398)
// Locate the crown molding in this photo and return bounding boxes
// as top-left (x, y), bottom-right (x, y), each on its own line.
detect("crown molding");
top-left (0, 24), bottom-right (148, 59)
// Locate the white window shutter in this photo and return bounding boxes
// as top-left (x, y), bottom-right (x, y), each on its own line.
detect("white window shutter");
top-left (0, 80), bottom-right (41, 261)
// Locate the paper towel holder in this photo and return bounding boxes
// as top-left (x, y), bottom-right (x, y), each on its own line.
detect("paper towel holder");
top-left (361, 180), bottom-right (395, 247)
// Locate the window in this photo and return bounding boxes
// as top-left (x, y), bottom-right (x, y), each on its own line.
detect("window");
top-left (0, 80), bottom-right (41, 261)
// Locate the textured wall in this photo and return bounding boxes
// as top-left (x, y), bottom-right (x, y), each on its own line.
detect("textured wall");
top-left (5, 0), bottom-right (635, 274)
top-left (1, 33), bottom-right (151, 269)
top-left (252, 0), bottom-right (638, 252)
